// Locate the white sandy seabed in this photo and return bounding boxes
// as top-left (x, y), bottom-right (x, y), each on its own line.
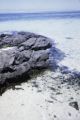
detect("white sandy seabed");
top-left (0, 18), bottom-right (80, 120)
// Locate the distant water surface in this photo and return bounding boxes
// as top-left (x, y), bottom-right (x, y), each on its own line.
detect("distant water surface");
top-left (0, 11), bottom-right (80, 21)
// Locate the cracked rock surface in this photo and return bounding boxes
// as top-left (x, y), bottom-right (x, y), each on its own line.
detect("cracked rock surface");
top-left (0, 32), bottom-right (52, 85)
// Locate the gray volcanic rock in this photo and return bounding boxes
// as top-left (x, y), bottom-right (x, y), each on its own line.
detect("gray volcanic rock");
top-left (32, 37), bottom-right (51, 50)
top-left (0, 47), bottom-right (17, 71)
top-left (29, 50), bottom-right (49, 68)
top-left (0, 32), bottom-right (52, 85)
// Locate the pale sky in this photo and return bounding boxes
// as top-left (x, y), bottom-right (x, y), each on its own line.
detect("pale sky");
top-left (0, 0), bottom-right (80, 13)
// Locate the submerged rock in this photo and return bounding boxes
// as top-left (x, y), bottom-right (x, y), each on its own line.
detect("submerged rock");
top-left (69, 101), bottom-right (79, 110)
top-left (0, 32), bottom-right (52, 85)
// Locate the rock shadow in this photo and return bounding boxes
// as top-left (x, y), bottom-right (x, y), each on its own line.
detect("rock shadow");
top-left (49, 42), bottom-right (80, 87)
top-left (49, 44), bottom-right (65, 70)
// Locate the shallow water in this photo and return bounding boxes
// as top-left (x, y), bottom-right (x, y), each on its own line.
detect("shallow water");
top-left (0, 18), bottom-right (80, 71)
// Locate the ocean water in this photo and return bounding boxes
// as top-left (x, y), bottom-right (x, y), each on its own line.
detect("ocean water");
top-left (0, 11), bottom-right (80, 21)
top-left (0, 11), bottom-right (80, 71)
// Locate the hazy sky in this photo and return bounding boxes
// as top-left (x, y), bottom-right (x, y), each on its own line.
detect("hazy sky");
top-left (0, 0), bottom-right (80, 13)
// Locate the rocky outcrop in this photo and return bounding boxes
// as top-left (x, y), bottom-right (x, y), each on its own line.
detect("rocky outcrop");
top-left (0, 32), bottom-right (52, 85)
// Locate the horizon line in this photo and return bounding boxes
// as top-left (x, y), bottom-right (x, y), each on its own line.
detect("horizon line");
top-left (0, 10), bottom-right (80, 14)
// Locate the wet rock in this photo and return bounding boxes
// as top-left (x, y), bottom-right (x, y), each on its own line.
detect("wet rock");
top-left (0, 34), bottom-right (6, 38)
top-left (0, 32), bottom-right (52, 85)
top-left (69, 101), bottom-right (79, 110)
top-left (21, 37), bottom-right (37, 49)
top-left (29, 50), bottom-right (49, 68)
top-left (0, 47), bottom-right (17, 72)
top-left (32, 37), bottom-right (51, 50)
